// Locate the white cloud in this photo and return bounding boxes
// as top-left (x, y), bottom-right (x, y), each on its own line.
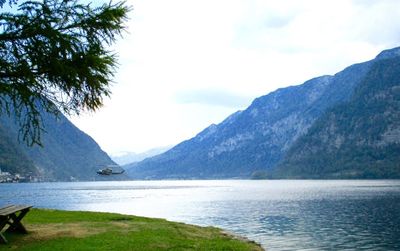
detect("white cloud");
top-left (70, 0), bottom-right (400, 154)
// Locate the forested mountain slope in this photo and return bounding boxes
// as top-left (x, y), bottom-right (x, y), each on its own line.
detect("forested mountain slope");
top-left (276, 54), bottom-right (400, 178)
top-left (0, 108), bottom-right (123, 181)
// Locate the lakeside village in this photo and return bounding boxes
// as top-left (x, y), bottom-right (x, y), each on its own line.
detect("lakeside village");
top-left (0, 168), bottom-right (38, 183)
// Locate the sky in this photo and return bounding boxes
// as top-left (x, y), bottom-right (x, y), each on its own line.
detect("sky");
top-left (70, 0), bottom-right (400, 155)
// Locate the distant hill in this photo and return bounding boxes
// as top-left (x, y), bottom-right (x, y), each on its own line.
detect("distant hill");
top-left (111, 146), bottom-right (171, 166)
top-left (275, 53), bottom-right (400, 178)
top-left (0, 107), bottom-right (125, 181)
top-left (126, 47), bottom-right (400, 179)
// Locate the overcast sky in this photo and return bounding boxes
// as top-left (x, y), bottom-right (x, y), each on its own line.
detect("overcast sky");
top-left (70, 0), bottom-right (400, 155)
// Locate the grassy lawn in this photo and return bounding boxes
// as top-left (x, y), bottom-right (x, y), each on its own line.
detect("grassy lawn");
top-left (0, 209), bottom-right (263, 250)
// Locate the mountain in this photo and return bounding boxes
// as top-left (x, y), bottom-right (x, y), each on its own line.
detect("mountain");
top-left (127, 48), bottom-right (400, 179)
top-left (111, 146), bottom-right (171, 166)
top-left (275, 53), bottom-right (400, 178)
top-left (0, 107), bottom-right (125, 181)
top-left (0, 122), bottom-right (36, 177)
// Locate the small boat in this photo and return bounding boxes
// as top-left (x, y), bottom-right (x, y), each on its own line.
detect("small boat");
top-left (96, 166), bottom-right (125, 175)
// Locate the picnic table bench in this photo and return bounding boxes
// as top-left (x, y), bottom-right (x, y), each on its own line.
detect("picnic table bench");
top-left (0, 205), bottom-right (32, 244)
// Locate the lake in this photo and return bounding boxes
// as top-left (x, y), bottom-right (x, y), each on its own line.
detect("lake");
top-left (1, 180), bottom-right (399, 250)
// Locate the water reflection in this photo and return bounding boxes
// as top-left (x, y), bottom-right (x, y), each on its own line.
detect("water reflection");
top-left (1, 180), bottom-right (400, 250)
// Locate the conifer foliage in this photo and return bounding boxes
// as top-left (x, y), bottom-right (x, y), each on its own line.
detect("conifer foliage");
top-left (0, 0), bottom-right (129, 145)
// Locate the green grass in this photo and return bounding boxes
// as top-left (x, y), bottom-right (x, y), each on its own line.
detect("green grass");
top-left (0, 209), bottom-right (263, 251)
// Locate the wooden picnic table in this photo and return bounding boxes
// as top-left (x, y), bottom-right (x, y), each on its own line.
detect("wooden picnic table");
top-left (0, 205), bottom-right (32, 244)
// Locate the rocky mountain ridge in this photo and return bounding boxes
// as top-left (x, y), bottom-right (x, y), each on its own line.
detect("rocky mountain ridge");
top-left (126, 47), bottom-right (400, 179)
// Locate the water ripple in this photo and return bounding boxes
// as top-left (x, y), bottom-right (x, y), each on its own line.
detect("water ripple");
top-left (1, 180), bottom-right (400, 250)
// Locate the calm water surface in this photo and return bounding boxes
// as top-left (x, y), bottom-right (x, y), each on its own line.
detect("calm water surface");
top-left (1, 180), bottom-right (400, 250)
